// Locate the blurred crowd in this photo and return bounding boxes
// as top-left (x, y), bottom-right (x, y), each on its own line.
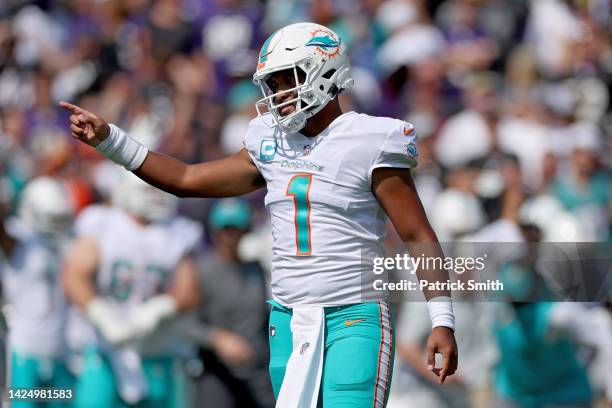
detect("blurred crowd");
top-left (0, 0), bottom-right (610, 407)
top-left (0, 0), bottom-right (610, 235)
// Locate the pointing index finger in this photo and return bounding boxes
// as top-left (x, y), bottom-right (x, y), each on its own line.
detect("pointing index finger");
top-left (59, 101), bottom-right (85, 115)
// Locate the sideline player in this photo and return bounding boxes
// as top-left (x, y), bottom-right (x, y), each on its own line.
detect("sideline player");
top-left (61, 22), bottom-right (457, 407)
top-left (0, 177), bottom-right (75, 406)
top-left (63, 173), bottom-right (201, 407)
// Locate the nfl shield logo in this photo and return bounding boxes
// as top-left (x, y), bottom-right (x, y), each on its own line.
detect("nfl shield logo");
top-left (269, 325), bottom-right (276, 337)
top-left (300, 342), bottom-right (310, 355)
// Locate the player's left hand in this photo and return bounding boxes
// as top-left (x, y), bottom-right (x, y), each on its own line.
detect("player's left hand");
top-left (426, 326), bottom-right (458, 385)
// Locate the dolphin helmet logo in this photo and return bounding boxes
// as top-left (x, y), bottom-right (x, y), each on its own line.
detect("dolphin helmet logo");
top-left (306, 29), bottom-right (341, 58)
top-left (406, 142), bottom-right (418, 158)
top-left (306, 36), bottom-right (340, 50)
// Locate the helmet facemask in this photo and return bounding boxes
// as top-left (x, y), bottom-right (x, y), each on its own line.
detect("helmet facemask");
top-left (254, 58), bottom-right (349, 133)
top-left (255, 57), bottom-right (317, 133)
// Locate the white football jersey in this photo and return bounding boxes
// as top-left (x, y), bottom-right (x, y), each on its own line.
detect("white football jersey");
top-left (2, 233), bottom-right (69, 357)
top-left (243, 111), bottom-right (418, 306)
top-left (67, 205), bottom-right (202, 355)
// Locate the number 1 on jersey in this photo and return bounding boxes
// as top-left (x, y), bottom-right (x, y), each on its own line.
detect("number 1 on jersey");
top-left (286, 174), bottom-right (312, 256)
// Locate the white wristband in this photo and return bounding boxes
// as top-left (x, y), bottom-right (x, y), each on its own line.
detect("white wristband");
top-left (427, 296), bottom-right (455, 331)
top-left (96, 124), bottom-right (148, 171)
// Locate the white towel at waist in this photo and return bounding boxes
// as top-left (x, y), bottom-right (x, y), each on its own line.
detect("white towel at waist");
top-left (276, 306), bottom-right (325, 408)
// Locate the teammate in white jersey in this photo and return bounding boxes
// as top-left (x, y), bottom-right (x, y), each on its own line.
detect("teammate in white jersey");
top-left (63, 173), bottom-right (201, 407)
top-left (61, 22), bottom-right (457, 407)
top-left (0, 177), bottom-right (75, 405)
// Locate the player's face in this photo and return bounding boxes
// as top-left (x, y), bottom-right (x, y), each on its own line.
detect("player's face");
top-left (265, 69), bottom-right (306, 116)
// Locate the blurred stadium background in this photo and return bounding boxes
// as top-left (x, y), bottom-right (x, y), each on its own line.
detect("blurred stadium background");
top-left (0, 0), bottom-right (610, 407)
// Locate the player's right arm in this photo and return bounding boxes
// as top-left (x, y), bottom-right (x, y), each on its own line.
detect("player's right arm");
top-left (136, 149), bottom-right (264, 198)
top-left (62, 236), bottom-right (135, 345)
top-left (62, 237), bottom-right (99, 310)
top-left (59, 102), bottom-right (265, 198)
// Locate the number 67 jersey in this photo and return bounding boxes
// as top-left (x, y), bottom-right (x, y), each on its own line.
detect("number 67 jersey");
top-left (244, 111), bottom-right (418, 307)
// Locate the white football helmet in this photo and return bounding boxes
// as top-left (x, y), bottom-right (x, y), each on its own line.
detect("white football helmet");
top-left (111, 172), bottom-right (178, 223)
top-left (19, 177), bottom-right (75, 237)
top-left (252, 22), bottom-right (353, 133)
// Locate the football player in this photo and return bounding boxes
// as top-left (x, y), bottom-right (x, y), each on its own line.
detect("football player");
top-left (63, 173), bottom-right (201, 407)
top-left (1, 177), bottom-right (75, 407)
top-left (61, 22), bottom-right (457, 407)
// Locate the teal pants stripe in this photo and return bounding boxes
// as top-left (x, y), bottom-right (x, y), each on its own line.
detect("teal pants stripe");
top-left (268, 301), bottom-right (395, 408)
